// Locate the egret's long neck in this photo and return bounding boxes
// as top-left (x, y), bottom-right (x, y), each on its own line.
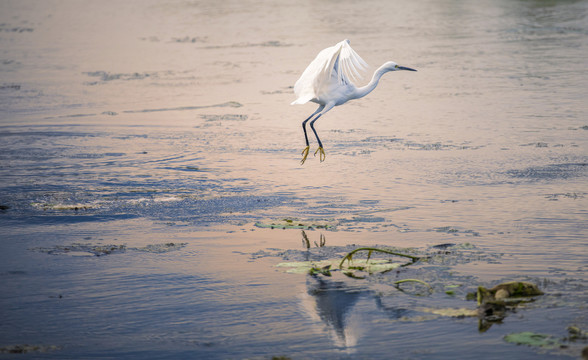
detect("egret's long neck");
top-left (353, 64), bottom-right (391, 100)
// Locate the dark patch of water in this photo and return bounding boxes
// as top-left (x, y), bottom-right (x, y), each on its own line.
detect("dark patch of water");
top-left (506, 162), bottom-right (588, 181)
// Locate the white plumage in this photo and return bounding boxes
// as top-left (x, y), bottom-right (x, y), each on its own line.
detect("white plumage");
top-left (291, 40), bottom-right (416, 164)
top-left (292, 39), bottom-right (368, 106)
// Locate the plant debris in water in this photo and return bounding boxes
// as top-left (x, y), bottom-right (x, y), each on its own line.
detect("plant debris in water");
top-left (504, 332), bottom-right (562, 349)
top-left (255, 218), bottom-right (337, 230)
top-left (265, 239), bottom-right (556, 330)
top-left (473, 281), bottom-right (544, 305)
top-left (244, 231), bottom-right (588, 358)
top-left (501, 326), bottom-right (588, 358)
top-left (276, 245), bottom-right (422, 280)
top-left (30, 242), bottom-right (187, 256)
top-left (339, 247), bottom-right (421, 267)
top-left (276, 259), bottom-right (405, 276)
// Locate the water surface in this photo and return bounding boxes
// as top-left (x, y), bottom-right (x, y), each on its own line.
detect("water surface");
top-left (1, 0), bottom-right (587, 359)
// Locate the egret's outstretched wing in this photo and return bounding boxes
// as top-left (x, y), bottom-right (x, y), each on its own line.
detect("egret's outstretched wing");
top-left (336, 40), bottom-right (369, 84)
top-left (291, 39), bottom-right (368, 105)
top-left (291, 43), bottom-right (339, 105)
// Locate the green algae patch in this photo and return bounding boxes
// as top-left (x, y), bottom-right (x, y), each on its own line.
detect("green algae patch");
top-left (504, 332), bottom-right (561, 349)
top-left (255, 218), bottom-right (337, 230)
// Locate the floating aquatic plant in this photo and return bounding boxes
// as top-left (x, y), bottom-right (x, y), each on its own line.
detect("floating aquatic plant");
top-left (504, 332), bottom-right (561, 349)
top-left (277, 246), bottom-right (426, 285)
top-left (393, 278), bottom-right (433, 292)
top-left (339, 247), bottom-right (420, 269)
top-left (255, 218), bottom-right (336, 230)
top-left (276, 259), bottom-right (403, 275)
top-left (472, 281), bottom-right (544, 306)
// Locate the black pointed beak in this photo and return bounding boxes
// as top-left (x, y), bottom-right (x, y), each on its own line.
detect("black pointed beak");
top-left (398, 66), bottom-right (417, 72)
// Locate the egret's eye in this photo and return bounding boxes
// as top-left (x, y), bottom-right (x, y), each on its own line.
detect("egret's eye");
top-left (395, 65), bottom-right (399, 68)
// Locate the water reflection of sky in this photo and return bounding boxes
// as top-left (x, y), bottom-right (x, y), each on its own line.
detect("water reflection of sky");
top-left (1, 0), bottom-right (587, 358)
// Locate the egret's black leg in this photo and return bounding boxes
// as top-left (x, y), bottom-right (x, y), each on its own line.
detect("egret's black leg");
top-left (302, 106), bottom-right (323, 147)
top-left (310, 114), bottom-right (326, 162)
top-left (309, 114), bottom-right (324, 149)
top-left (307, 103), bottom-right (334, 162)
top-left (300, 106), bottom-right (323, 165)
top-left (302, 115), bottom-right (313, 147)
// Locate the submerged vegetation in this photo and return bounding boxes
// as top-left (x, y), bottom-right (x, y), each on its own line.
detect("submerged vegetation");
top-left (30, 242), bottom-right (187, 256)
top-left (267, 233), bottom-right (588, 357)
top-left (0, 344), bottom-right (60, 354)
top-left (277, 245), bottom-right (544, 323)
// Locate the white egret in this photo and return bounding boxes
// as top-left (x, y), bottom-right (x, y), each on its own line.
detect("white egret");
top-left (291, 39), bottom-right (416, 164)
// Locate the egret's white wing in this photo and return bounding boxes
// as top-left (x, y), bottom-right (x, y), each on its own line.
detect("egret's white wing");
top-left (292, 40), bottom-right (368, 105)
top-left (291, 43), bottom-right (339, 105)
top-left (338, 41), bottom-right (368, 84)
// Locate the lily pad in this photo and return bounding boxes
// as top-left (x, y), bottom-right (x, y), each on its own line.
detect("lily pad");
top-left (504, 332), bottom-right (561, 349)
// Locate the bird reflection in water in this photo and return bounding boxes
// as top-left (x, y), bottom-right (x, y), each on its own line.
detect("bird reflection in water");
top-left (302, 276), bottom-right (364, 352)
top-left (299, 230), bottom-right (363, 352)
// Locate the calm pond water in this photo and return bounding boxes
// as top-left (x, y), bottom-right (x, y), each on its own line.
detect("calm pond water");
top-left (1, 0), bottom-right (587, 359)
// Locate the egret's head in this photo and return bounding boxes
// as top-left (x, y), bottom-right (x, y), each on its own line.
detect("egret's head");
top-left (384, 61), bottom-right (417, 72)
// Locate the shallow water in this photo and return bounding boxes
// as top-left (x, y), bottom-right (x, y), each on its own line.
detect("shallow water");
top-left (1, 0), bottom-right (587, 359)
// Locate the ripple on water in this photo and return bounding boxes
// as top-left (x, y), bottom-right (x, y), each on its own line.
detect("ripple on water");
top-left (506, 162), bottom-right (588, 181)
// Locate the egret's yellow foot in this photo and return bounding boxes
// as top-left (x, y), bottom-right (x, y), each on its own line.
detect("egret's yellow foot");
top-left (300, 146), bottom-right (310, 165)
top-left (314, 147), bottom-right (326, 162)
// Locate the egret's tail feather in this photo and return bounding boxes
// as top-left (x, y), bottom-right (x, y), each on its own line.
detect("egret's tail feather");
top-left (291, 95), bottom-right (313, 105)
